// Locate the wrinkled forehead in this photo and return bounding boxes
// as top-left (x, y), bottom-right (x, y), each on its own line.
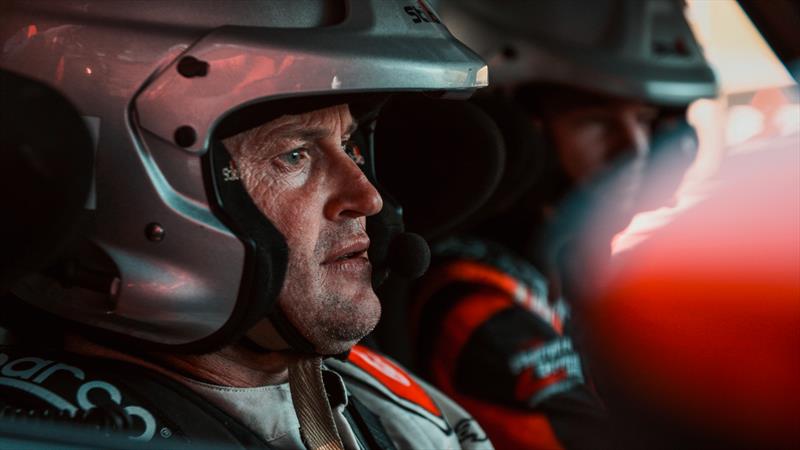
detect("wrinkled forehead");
top-left (260, 104), bottom-right (356, 138)
top-left (222, 104), bottom-right (357, 145)
top-left (222, 104), bottom-right (358, 155)
top-left (213, 94), bottom-right (389, 142)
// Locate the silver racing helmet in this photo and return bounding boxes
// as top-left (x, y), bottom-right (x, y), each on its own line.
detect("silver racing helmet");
top-left (436, 0), bottom-right (716, 106)
top-left (0, 0), bottom-right (487, 354)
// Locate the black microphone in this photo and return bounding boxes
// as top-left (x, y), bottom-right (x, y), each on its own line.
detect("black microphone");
top-left (386, 232), bottom-right (430, 280)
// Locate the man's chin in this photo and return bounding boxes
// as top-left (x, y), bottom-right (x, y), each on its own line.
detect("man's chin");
top-left (319, 301), bottom-right (380, 354)
top-left (313, 337), bottom-right (361, 356)
top-left (310, 322), bottom-right (376, 355)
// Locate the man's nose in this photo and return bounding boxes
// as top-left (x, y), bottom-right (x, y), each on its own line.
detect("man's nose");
top-left (324, 151), bottom-right (383, 221)
top-left (610, 117), bottom-right (650, 161)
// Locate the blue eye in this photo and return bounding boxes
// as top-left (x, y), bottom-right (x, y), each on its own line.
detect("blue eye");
top-left (278, 149), bottom-right (306, 165)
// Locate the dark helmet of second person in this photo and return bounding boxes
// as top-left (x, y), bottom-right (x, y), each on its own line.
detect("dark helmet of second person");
top-left (439, 0), bottom-right (716, 106)
top-left (0, 0), bottom-right (488, 355)
top-left (436, 0), bottom-right (718, 241)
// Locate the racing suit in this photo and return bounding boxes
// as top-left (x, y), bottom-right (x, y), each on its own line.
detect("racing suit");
top-left (409, 236), bottom-right (607, 450)
top-left (0, 341), bottom-right (492, 449)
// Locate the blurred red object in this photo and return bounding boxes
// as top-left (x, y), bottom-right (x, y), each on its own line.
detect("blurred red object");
top-left (586, 141), bottom-right (799, 448)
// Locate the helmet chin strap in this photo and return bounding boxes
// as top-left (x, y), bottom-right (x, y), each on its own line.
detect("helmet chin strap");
top-left (245, 316), bottom-right (345, 450)
top-left (288, 356), bottom-right (345, 450)
top-left (244, 318), bottom-right (293, 351)
top-left (243, 311), bottom-right (353, 360)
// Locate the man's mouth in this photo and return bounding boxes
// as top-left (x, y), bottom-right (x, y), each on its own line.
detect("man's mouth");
top-left (322, 238), bottom-right (370, 265)
top-left (336, 250), bottom-right (366, 261)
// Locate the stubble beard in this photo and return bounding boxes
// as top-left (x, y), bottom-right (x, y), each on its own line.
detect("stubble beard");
top-left (279, 228), bottom-right (381, 354)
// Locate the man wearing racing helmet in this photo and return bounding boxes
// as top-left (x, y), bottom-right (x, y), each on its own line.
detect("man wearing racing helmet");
top-left (403, 0), bottom-right (717, 449)
top-left (0, 1), bottom-right (494, 448)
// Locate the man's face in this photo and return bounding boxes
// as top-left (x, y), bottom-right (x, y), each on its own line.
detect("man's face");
top-left (223, 104), bottom-right (383, 354)
top-left (544, 100), bottom-right (659, 212)
top-left (546, 101), bottom-right (658, 183)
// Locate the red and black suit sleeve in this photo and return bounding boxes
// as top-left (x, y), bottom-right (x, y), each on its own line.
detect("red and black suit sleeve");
top-left (411, 259), bottom-right (608, 450)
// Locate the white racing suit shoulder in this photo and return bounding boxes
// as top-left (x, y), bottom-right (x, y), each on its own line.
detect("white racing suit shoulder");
top-left (326, 344), bottom-right (494, 450)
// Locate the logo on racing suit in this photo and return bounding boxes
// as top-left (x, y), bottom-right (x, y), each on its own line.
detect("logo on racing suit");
top-left (509, 337), bottom-right (584, 406)
top-left (0, 353), bottom-right (168, 442)
top-left (348, 345), bottom-right (442, 418)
